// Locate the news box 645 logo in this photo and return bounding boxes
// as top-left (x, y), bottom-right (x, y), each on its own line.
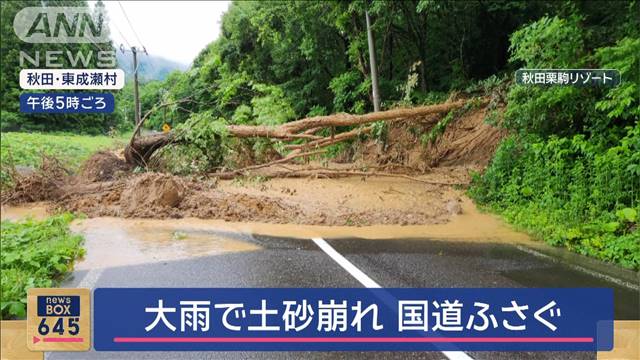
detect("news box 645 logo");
top-left (27, 288), bottom-right (90, 351)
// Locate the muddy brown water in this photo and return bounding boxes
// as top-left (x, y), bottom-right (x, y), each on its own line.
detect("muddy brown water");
top-left (2, 203), bottom-right (637, 320)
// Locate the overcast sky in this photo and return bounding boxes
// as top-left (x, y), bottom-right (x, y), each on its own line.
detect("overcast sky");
top-left (90, 1), bottom-right (230, 65)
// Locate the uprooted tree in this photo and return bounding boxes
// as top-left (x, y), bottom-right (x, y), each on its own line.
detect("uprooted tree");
top-left (124, 98), bottom-right (487, 171)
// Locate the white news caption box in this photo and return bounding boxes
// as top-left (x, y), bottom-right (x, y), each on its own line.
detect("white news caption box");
top-left (20, 69), bottom-right (125, 90)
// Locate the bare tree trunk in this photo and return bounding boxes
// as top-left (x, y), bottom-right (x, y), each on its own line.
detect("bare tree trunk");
top-left (366, 9), bottom-right (381, 112)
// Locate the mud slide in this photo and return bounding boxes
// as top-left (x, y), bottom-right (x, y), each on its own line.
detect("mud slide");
top-left (1, 99), bottom-right (506, 226)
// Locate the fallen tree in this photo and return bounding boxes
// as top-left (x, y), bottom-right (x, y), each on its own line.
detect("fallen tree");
top-left (125, 98), bottom-right (486, 167)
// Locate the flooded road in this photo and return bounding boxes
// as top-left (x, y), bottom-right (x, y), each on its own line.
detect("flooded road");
top-left (70, 218), bottom-right (261, 270)
top-left (2, 205), bottom-right (638, 359)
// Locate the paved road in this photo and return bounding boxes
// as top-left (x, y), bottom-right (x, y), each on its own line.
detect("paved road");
top-left (48, 229), bottom-right (639, 360)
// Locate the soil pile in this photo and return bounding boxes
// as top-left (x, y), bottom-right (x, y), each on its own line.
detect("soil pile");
top-left (1, 156), bottom-right (68, 204)
top-left (40, 168), bottom-right (461, 225)
top-left (353, 105), bottom-right (506, 171)
top-left (79, 151), bottom-right (130, 182)
top-left (423, 107), bottom-right (507, 167)
top-left (181, 192), bottom-right (303, 223)
top-left (119, 173), bottom-right (185, 217)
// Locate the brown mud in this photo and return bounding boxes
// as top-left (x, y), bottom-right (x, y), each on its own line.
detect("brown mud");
top-left (348, 105), bottom-right (505, 170)
top-left (0, 202), bottom-right (50, 221)
top-left (1, 101), bottom-right (505, 226)
top-left (79, 150), bottom-right (131, 182)
top-left (48, 170), bottom-right (467, 225)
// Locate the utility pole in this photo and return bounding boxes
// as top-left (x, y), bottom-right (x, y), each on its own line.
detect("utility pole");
top-left (365, 9), bottom-right (381, 112)
top-left (132, 46), bottom-right (141, 135)
top-left (120, 44), bottom-right (147, 136)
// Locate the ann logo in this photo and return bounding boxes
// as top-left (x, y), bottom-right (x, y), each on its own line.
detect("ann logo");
top-left (14, 7), bottom-right (109, 44)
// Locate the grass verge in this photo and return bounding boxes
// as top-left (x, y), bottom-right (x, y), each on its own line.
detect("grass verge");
top-left (1, 131), bottom-right (129, 188)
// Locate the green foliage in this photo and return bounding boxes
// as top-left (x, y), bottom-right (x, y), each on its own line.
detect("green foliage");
top-left (421, 98), bottom-right (483, 145)
top-left (170, 112), bottom-right (229, 171)
top-left (371, 121), bottom-right (388, 142)
top-left (464, 74), bottom-right (508, 95)
top-left (509, 16), bottom-right (584, 68)
top-left (504, 16), bottom-right (593, 137)
top-left (329, 71), bottom-right (369, 114)
top-left (396, 61), bottom-right (421, 106)
top-left (231, 105), bottom-right (253, 125)
top-left (472, 13), bottom-right (639, 268)
top-left (250, 84), bottom-right (296, 126)
top-left (1, 214), bottom-right (84, 319)
top-left (470, 124), bottom-right (640, 270)
top-left (504, 15), bottom-right (639, 138)
top-left (0, 111), bottom-right (22, 131)
top-left (131, 0), bottom-right (638, 134)
top-left (306, 105), bottom-right (328, 117)
top-left (594, 37), bottom-right (640, 121)
top-left (153, 144), bottom-right (213, 175)
top-left (0, 132), bottom-right (127, 169)
top-left (416, 92), bottom-right (449, 106)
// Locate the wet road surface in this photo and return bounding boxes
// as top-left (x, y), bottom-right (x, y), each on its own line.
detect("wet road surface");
top-left (47, 227), bottom-right (639, 360)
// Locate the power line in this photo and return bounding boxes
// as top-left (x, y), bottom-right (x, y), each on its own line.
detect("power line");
top-left (117, 1), bottom-right (145, 49)
top-left (112, 21), bottom-right (133, 49)
top-left (112, 1), bottom-right (149, 135)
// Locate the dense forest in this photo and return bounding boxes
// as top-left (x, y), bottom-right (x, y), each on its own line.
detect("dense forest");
top-left (1, 0), bottom-right (639, 268)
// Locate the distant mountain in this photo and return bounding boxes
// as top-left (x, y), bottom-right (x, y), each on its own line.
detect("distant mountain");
top-left (117, 52), bottom-right (188, 82)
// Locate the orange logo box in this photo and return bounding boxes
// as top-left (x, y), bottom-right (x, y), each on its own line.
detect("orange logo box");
top-left (26, 288), bottom-right (90, 352)
top-left (598, 321), bottom-right (640, 360)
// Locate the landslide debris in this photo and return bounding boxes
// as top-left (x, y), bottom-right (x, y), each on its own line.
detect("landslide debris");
top-left (119, 173), bottom-right (185, 217)
top-left (79, 151), bottom-right (130, 182)
top-left (2, 98), bottom-right (506, 226)
top-left (353, 105), bottom-right (506, 171)
top-left (1, 156), bottom-right (68, 204)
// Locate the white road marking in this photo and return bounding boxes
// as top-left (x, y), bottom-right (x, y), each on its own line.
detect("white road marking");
top-left (312, 237), bottom-right (380, 288)
top-left (312, 237), bottom-right (474, 360)
top-left (77, 268), bottom-right (104, 289)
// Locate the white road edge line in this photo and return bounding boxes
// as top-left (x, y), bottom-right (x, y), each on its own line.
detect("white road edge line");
top-left (312, 237), bottom-right (380, 288)
top-left (311, 237), bottom-right (473, 360)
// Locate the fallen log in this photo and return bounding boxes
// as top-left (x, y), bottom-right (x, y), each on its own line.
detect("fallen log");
top-left (286, 126), bottom-right (373, 153)
top-left (210, 150), bottom-right (327, 178)
top-left (125, 98), bottom-right (485, 167)
top-left (224, 99), bottom-right (473, 138)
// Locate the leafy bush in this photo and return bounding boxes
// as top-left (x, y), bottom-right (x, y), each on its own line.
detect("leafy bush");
top-left (0, 111), bottom-right (23, 132)
top-left (594, 37), bottom-right (640, 122)
top-left (422, 110), bottom-right (456, 145)
top-left (470, 14), bottom-right (640, 269)
top-left (509, 16), bottom-right (585, 69)
top-left (504, 16), bottom-right (596, 137)
top-left (329, 71), bottom-right (369, 114)
top-left (165, 112), bottom-right (230, 172)
top-left (421, 97), bottom-right (484, 145)
top-left (470, 124), bottom-right (640, 269)
top-left (250, 84), bottom-right (296, 126)
top-left (504, 16), bottom-right (639, 138)
top-left (1, 214), bottom-right (84, 319)
top-left (153, 144), bottom-right (214, 175)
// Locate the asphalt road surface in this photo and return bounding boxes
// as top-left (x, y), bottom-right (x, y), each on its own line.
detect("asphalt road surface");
top-left (48, 229), bottom-right (639, 360)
